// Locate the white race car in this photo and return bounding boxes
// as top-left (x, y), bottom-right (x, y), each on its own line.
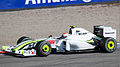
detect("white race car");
top-left (1, 25), bottom-right (117, 57)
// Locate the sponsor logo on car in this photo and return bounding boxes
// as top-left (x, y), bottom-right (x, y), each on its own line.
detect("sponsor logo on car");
top-left (47, 40), bottom-right (55, 44)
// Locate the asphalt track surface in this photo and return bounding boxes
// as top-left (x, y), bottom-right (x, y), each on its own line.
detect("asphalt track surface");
top-left (0, 45), bottom-right (120, 67)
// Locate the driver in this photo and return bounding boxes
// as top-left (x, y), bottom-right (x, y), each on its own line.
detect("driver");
top-left (58, 33), bottom-right (68, 39)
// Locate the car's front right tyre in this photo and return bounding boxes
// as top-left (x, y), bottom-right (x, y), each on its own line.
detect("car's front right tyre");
top-left (17, 36), bottom-right (32, 44)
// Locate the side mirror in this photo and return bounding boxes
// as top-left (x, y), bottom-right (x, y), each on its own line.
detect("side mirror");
top-left (48, 35), bottom-right (52, 38)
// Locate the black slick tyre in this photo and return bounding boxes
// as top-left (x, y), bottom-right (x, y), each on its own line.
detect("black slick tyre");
top-left (17, 36), bottom-right (32, 44)
top-left (36, 41), bottom-right (51, 57)
top-left (100, 37), bottom-right (117, 53)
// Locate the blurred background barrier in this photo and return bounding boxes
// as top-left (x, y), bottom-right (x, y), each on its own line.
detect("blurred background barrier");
top-left (0, 0), bottom-right (119, 10)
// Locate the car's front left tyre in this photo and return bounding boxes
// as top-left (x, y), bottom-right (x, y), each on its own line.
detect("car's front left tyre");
top-left (36, 41), bottom-right (51, 57)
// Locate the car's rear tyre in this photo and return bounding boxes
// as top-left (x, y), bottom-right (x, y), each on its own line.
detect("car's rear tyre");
top-left (17, 36), bottom-right (32, 44)
top-left (36, 41), bottom-right (51, 57)
top-left (100, 37), bottom-right (117, 53)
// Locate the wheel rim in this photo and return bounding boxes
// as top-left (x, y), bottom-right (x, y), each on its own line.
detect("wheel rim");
top-left (107, 41), bottom-right (115, 49)
top-left (42, 45), bottom-right (49, 52)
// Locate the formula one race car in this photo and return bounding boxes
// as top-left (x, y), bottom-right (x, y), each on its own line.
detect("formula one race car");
top-left (1, 25), bottom-right (117, 57)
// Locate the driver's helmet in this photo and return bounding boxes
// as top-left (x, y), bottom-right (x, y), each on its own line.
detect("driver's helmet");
top-left (62, 33), bottom-right (68, 38)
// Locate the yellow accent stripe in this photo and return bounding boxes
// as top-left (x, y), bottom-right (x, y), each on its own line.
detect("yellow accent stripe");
top-left (2, 46), bottom-right (8, 50)
top-left (86, 39), bottom-right (94, 43)
top-left (12, 40), bottom-right (42, 51)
